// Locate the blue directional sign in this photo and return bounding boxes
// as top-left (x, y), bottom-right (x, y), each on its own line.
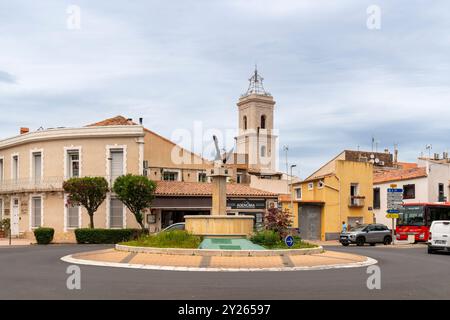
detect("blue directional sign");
top-left (387, 209), bottom-right (400, 213)
top-left (387, 188), bottom-right (403, 193)
top-left (285, 235), bottom-right (294, 248)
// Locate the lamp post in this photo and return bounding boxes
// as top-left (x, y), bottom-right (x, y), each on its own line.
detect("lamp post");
top-left (283, 145), bottom-right (289, 194)
top-left (290, 164), bottom-right (297, 213)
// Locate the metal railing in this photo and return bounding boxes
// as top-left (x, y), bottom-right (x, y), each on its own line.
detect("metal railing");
top-left (0, 177), bottom-right (65, 193)
top-left (349, 195), bottom-right (365, 207)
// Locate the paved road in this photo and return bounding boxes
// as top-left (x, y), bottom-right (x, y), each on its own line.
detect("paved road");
top-left (0, 244), bottom-right (449, 299)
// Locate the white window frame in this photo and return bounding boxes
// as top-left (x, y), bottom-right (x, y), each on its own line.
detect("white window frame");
top-left (308, 182), bottom-right (314, 190)
top-left (106, 145), bottom-right (127, 185)
top-left (30, 149), bottom-right (44, 183)
top-left (294, 187), bottom-right (302, 200)
top-left (318, 180), bottom-right (324, 189)
top-left (11, 153), bottom-right (19, 182)
top-left (29, 194), bottom-right (44, 230)
top-left (63, 194), bottom-right (82, 231)
top-left (64, 146), bottom-right (82, 179)
top-left (0, 198), bottom-right (4, 220)
top-left (162, 169), bottom-right (181, 181)
top-left (106, 194), bottom-right (126, 229)
top-left (0, 156), bottom-right (4, 183)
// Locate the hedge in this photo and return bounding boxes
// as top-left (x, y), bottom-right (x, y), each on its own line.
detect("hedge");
top-left (33, 228), bottom-right (55, 245)
top-left (74, 228), bottom-right (142, 244)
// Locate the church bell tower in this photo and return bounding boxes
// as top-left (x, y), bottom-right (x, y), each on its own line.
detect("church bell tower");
top-left (236, 68), bottom-right (277, 173)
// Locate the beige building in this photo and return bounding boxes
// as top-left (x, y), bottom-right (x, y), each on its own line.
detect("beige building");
top-left (0, 117), bottom-right (214, 241)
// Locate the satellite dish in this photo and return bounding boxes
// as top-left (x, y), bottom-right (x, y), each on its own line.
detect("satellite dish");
top-left (375, 158), bottom-right (380, 164)
top-left (370, 154), bottom-right (375, 159)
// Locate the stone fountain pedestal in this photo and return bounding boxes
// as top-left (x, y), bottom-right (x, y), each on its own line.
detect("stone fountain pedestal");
top-left (185, 166), bottom-right (254, 238)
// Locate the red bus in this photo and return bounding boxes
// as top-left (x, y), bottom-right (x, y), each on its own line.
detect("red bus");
top-left (396, 203), bottom-right (450, 242)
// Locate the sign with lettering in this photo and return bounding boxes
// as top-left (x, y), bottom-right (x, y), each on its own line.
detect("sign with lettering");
top-left (387, 188), bottom-right (403, 213)
top-left (227, 199), bottom-right (266, 210)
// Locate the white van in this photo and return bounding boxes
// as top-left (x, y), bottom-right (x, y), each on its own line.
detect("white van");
top-left (428, 220), bottom-right (450, 254)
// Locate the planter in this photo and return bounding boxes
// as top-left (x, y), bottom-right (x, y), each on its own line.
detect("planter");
top-left (0, 231), bottom-right (6, 238)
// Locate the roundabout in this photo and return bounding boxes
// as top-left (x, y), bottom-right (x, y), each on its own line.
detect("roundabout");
top-left (61, 244), bottom-right (377, 272)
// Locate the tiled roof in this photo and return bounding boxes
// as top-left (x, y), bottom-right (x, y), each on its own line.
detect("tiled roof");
top-left (155, 181), bottom-right (278, 197)
top-left (87, 115), bottom-right (136, 127)
top-left (374, 167), bottom-right (427, 184)
top-left (397, 162), bottom-right (418, 169)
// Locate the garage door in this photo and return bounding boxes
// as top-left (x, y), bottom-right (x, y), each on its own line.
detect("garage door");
top-left (298, 205), bottom-right (322, 240)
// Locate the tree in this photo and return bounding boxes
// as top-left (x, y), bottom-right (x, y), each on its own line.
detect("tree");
top-left (264, 207), bottom-right (293, 239)
top-left (112, 174), bottom-right (156, 231)
top-left (63, 177), bottom-right (109, 229)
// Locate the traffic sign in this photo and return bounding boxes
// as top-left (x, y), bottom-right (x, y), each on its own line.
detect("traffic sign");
top-left (387, 188), bottom-right (403, 212)
top-left (285, 235), bottom-right (294, 248)
top-left (386, 213), bottom-right (399, 219)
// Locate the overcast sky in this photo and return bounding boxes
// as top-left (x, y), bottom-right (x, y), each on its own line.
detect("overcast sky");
top-left (1, 0), bottom-right (450, 177)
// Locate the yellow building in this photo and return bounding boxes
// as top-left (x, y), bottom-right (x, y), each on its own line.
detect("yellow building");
top-left (282, 150), bottom-right (376, 241)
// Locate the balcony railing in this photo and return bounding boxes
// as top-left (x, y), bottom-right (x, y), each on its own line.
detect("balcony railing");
top-left (349, 195), bottom-right (365, 207)
top-left (0, 177), bottom-right (65, 193)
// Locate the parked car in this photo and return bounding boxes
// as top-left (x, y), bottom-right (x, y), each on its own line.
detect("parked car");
top-left (428, 220), bottom-right (450, 254)
top-left (340, 223), bottom-right (392, 246)
top-left (161, 223), bottom-right (185, 232)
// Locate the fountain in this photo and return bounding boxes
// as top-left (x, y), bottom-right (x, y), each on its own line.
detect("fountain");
top-left (184, 136), bottom-right (254, 238)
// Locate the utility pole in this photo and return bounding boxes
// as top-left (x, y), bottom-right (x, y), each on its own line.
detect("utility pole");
top-left (290, 164), bottom-right (297, 214)
top-left (283, 145), bottom-right (289, 194)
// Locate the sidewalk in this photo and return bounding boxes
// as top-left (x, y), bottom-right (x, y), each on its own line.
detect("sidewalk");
top-left (308, 239), bottom-right (426, 248)
top-left (0, 239), bottom-right (34, 246)
top-left (62, 248), bottom-right (375, 272)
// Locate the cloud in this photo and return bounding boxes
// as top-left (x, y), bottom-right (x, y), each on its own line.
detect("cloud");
top-left (0, 71), bottom-right (15, 83)
top-left (1, 0), bottom-right (450, 178)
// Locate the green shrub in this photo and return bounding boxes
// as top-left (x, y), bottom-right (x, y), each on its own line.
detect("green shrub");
top-left (74, 228), bottom-right (142, 244)
top-left (251, 231), bottom-right (317, 249)
top-left (33, 227), bottom-right (54, 245)
top-left (250, 230), bottom-right (280, 247)
top-left (122, 230), bottom-right (202, 249)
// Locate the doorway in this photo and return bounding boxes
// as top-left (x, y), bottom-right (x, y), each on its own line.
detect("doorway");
top-left (298, 205), bottom-right (322, 240)
top-left (11, 198), bottom-right (20, 236)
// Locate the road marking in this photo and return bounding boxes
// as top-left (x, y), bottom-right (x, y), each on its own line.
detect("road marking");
top-left (120, 252), bottom-right (137, 264)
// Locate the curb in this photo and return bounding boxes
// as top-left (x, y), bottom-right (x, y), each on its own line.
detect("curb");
top-left (115, 244), bottom-right (324, 257)
top-left (60, 254), bottom-right (378, 272)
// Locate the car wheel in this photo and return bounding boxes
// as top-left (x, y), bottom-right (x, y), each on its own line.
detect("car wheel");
top-left (341, 242), bottom-right (349, 247)
top-left (383, 236), bottom-right (392, 245)
top-left (370, 243), bottom-right (376, 246)
top-left (356, 237), bottom-right (365, 246)
top-left (428, 247), bottom-right (434, 254)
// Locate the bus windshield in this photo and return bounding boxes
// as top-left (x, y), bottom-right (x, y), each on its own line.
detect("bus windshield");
top-left (398, 206), bottom-right (425, 226)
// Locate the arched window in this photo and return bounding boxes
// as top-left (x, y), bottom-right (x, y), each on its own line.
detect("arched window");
top-left (261, 115), bottom-right (266, 129)
top-left (261, 146), bottom-right (266, 157)
top-left (243, 116), bottom-right (247, 130)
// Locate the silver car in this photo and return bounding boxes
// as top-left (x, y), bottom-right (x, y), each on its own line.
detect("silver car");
top-left (339, 224), bottom-right (392, 246)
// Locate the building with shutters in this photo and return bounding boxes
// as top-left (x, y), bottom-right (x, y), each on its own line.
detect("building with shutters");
top-left (373, 156), bottom-right (450, 227)
top-left (280, 150), bottom-right (377, 241)
top-left (0, 117), bottom-right (217, 241)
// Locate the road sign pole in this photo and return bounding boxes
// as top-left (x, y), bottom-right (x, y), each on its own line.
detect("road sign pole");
top-left (391, 218), bottom-right (395, 246)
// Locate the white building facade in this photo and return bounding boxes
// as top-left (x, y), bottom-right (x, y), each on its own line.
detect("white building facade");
top-left (373, 158), bottom-right (450, 227)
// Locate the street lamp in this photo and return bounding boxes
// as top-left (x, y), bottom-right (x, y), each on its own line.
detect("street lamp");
top-left (290, 164), bottom-right (297, 213)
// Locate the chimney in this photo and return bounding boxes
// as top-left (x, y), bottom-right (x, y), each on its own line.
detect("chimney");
top-left (139, 117), bottom-right (143, 125)
top-left (20, 127), bottom-right (29, 135)
top-left (384, 148), bottom-right (389, 154)
top-left (394, 147), bottom-right (398, 164)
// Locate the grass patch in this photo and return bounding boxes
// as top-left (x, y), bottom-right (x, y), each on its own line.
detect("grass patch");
top-left (120, 230), bottom-right (202, 249)
top-left (250, 230), bottom-right (317, 250)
